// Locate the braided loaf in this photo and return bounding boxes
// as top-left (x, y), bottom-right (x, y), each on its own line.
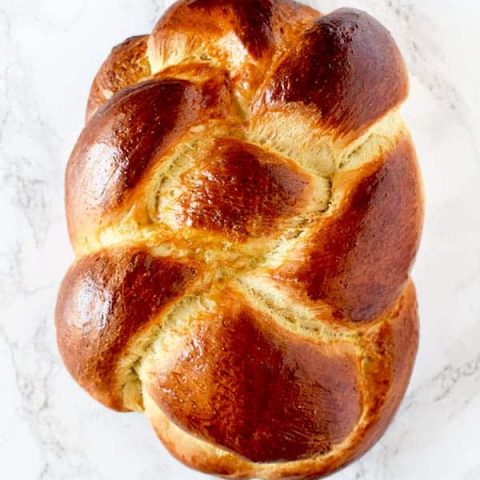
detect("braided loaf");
top-left (56, 1), bottom-right (424, 478)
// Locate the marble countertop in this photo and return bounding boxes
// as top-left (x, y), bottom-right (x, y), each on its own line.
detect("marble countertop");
top-left (1, 1), bottom-right (479, 479)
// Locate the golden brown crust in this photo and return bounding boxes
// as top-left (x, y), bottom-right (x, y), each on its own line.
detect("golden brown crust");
top-left (144, 291), bottom-right (362, 463)
top-left (256, 8), bottom-right (409, 140)
top-left (58, 1), bottom-right (423, 478)
top-left (87, 35), bottom-right (151, 121)
top-left (142, 283), bottom-right (419, 479)
top-left (67, 74), bottom-right (232, 248)
top-left (273, 136), bottom-right (423, 323)
top-left (177, 138), bottom-right (312, 241)
top-left (149, 0), bottom-right (318, 106)
top-left (152, 0), bottom-right (317, 59)
top-left (352, 281), bottom-right (419, 462)
top-left (55, 247), bottom-right (199, 410)
top-left (186, 0), bottom-right (277, 58)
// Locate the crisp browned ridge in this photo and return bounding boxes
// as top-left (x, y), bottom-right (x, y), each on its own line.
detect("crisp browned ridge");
top-left (56, 1), bottom-right (424, 479)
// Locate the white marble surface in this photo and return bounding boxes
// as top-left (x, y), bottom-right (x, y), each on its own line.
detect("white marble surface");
top-left (0, 1), bottom-right (479, 479)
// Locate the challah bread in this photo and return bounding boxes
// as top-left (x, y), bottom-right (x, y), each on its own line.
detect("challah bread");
top-left (56, 1), bottom-right (424, 478)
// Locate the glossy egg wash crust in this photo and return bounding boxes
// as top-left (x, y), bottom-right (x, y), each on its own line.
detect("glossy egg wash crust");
top-left (56, 1), bottom-right (424, 479)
